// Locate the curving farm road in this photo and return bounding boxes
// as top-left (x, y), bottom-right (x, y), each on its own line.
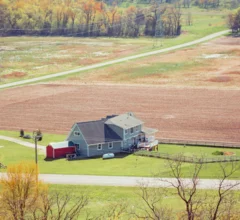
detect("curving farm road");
top-left (0, 30), bottom-right (229, 90)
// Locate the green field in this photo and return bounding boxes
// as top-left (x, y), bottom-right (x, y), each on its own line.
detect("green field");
top-left (0, 9), bottom-right (228, 85)
top-left (1, 134), bottom-right (240, 179)
top-left (48, 184), bottom-right (240, 219)
top-left (48, 184), bottom-right (185, 219)
top-left (157, 144), bottom-right (240, 157)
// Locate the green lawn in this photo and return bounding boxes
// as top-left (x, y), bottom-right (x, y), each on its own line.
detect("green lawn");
top-left (49, 184), bottom-right (240, 219)
top-left (157, 144), bottom-right (240, 158)
top-left (1, 138), bottom-right (240, 179)
top-left (0, 130), bottom-right (65, 147)
top-left (49, 184), bottom-right (185, 219)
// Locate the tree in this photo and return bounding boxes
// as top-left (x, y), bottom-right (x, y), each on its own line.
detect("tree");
top-left (162, 155), bottom-right (240, 220)
top-left (0, 162), bottom-right (45, 220)
top-left (131, 182), bottom-right (174, 219)
top-left (0, 162), bottom-right (89, 220)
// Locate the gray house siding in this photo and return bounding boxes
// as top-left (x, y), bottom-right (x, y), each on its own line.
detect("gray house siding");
top-left (123, 124), bottom-right (143, 149)
top-left (66, 124), bottom-right (88, 157)
top-left (88, 141), bottom-right (123, 157)
top-left (106, 124), bottom-right (124, 139)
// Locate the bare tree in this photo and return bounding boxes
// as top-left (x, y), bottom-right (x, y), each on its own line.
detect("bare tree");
top-left (205, 161), bottom-right (240, 220)
top-left (131, 182), bottom-right (173, 220)
top-left (162, 155), bottom-right (205, 220)
top-left (94, 201), bottom-right (128, 220)
top-left (32, 191), bottom-right (89, 220)
top-left (162, 155), bottom-right (240, 220)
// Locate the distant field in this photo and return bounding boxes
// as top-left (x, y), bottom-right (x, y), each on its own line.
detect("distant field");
top-left (61, 36), bottom-right (240, 88)
top-left (1, 139), bottom-right (240, 179)
top-left (0, 9), bottom-right (227, 85)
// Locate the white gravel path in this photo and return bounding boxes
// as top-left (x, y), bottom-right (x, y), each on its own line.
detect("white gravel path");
top-left (0, 135), bottom-right (45, 154)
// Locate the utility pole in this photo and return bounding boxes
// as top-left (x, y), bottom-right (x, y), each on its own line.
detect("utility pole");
top-left (153, 0), bottom-right (163, 48)
top-left (33, 129), bottom-right (43, 184)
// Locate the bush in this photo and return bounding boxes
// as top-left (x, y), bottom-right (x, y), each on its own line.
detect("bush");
top-left (212, 151), bottom-right (224, 155)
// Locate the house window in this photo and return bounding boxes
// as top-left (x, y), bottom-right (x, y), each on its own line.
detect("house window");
top-left (130, 127), bottom-right (134, 134)
top-left (136, 126), bottom-right (139, 132)
top-left (97, 144), bottom-right (102, 150)
top-left (74, 131), bottom-right (80, 136)
top-left (108, 142), bottom-right (113, 149)
top-left (125, 129), bottom-right (128, 135)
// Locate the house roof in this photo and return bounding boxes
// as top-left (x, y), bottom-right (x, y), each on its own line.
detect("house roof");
top-left (77, 119), bottom-right (122, 145)
top-left (105, 112), bottom-right (143, 129)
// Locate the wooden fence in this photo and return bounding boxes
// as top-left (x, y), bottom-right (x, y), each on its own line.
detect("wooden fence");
top-left (156, 137), bottom-right (240, 149)
top-left (134, 151), bottom-right (240, 164)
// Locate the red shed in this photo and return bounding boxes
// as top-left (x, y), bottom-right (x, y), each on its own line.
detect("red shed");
top-left (46, 141), bottom-right (76, 159)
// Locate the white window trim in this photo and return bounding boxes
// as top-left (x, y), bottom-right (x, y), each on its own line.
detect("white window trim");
top-left (97, 144), bottom-right (102, 150)
top-left (108, 142), bottom-right (113, 149)
top-left (74, 131), bottom-right (80, 136)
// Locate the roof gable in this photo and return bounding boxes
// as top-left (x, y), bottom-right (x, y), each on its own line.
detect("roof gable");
top-left (105, 112), bottom-right (143, 129)
top-left (76, 119), bottom-right (122, 145)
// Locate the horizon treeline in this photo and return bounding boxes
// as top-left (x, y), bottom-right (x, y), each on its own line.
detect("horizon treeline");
top-left (0, 0), bottom-right (183, 37)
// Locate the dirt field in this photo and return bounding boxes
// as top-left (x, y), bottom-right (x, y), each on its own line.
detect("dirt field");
top-left (62, 36), bottom-right (240, 88)
top-left (0, 83), bottom-right (240, 144)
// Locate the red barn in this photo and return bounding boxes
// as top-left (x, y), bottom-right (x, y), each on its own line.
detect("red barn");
top-left (46, 141), bottom-right (76, 159)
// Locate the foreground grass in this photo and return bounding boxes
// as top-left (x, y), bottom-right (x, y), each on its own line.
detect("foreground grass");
top-left (1, 138), bottom-right (240, 179)
top-left (49, 184), bottom-right (184, 218)
top-left (49, 184), bottom-right (240, 219)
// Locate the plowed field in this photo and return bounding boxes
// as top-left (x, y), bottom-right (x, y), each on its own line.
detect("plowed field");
top-left (0, 83), bottom-right (240, 144)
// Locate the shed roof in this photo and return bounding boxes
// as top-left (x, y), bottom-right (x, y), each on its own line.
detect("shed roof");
top-left (105, 112), bottom-right (143, 129)
top-left (77, 119), bottom-right (122, 145)
top-left (49, 141), bottom-right (72, 149)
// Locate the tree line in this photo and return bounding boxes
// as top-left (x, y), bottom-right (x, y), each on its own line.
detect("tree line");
top-left (1, 159), bottom-right (240, 219)
top-left (228, 9), bottom-right (240, 33)
top-left (0, 0), bottom-right (182, 37)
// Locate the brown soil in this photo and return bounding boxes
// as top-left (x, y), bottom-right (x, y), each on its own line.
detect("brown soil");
top-left (2, 72), bottom-right (26, 78)
top-left (0, 84), bottom-right (240, 144)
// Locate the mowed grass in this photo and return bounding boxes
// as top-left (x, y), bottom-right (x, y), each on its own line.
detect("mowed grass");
top-left (49, 184), bottom-right (240, 218)
top-left (48, 184), bottom-right (185, 218)
top-left (1, 138), bottom-right (240, 179)
top-left (0, 130), bottom-right (65, 147)
top-left (157, 144), bottom-right (240, 158)
top-left (0, 8), bottom-right (228, 85)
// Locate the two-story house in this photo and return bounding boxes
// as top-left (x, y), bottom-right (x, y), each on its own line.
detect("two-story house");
top-left (66, 112), bottom-right (158, 157)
